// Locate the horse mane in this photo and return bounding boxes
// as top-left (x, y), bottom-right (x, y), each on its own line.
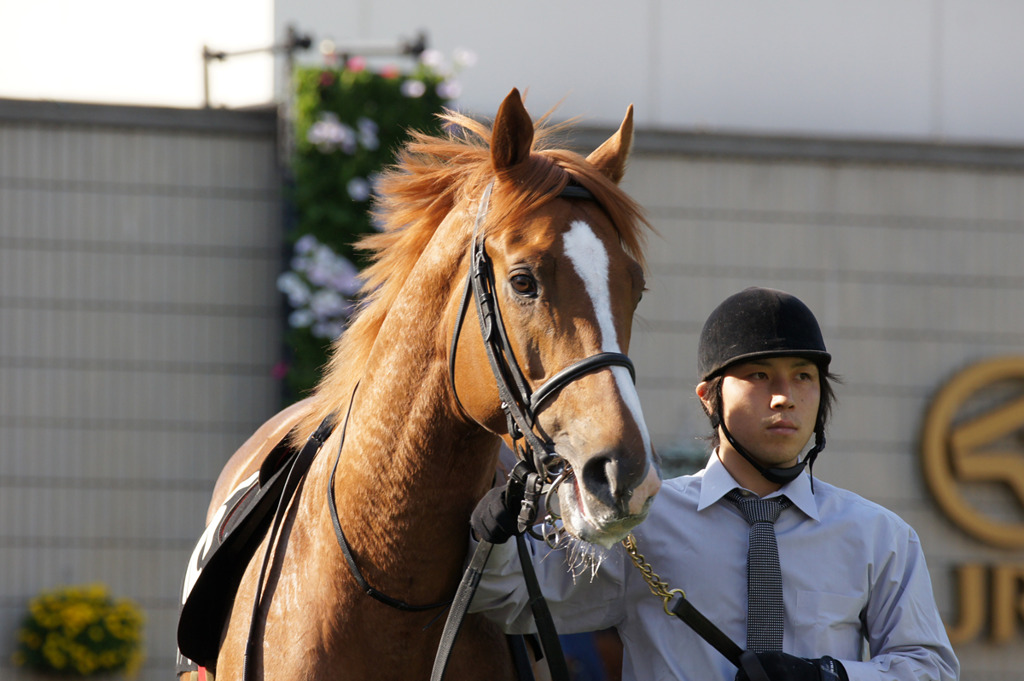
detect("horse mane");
top-left (295, 107), bottom-right (650, 440)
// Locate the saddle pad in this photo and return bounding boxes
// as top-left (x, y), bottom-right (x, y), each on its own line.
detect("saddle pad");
top-left (176, 434), bottom-right (299, 668)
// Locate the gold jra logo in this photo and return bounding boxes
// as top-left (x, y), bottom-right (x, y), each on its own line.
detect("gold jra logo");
top-left (921, 356), bottom-right (1024, 548)
top-left (921, 357), bottom-right (1024, 644)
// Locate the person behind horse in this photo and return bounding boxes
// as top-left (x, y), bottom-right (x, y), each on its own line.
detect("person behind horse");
top-left (469, 287), bottom-right (959, 681)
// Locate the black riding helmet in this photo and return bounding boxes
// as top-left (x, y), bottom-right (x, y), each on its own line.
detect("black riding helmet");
top-left (698, 287), bottom-right (832, 486)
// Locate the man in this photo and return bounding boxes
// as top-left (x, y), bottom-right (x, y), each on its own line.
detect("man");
top-left (469, 287), bottom-right (959, 681)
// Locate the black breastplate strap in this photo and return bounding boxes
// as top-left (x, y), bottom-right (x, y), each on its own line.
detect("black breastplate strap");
top-left (327, 382), bottom-right (453, 612)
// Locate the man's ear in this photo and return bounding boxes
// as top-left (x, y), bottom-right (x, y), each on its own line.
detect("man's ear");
top-left (696, 381), bottom-right (713, 413)
top-left (692, 378), bottom-right (716, 417)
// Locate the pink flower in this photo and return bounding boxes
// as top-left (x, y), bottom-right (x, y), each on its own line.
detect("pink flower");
top-left (319, 71), bottom-right (335, 87)
top-left (271, 361), bottom-right (290, 380)
top-left (346, 55), bottom-right (366, 72)
top-left (380, 64), bottom-right (400, 79)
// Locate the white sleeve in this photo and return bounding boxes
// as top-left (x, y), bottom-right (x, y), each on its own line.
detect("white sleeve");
top-left (467, 536), bottom-right (629, 636)
top-left (843, 528), bottom-right (960, 681)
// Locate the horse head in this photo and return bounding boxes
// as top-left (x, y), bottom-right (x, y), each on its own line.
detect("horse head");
top-left (450, 89), bottom-right (661, 548)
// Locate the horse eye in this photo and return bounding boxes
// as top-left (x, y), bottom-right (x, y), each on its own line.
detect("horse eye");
top-left (509, 273), bottom-right (538, 297)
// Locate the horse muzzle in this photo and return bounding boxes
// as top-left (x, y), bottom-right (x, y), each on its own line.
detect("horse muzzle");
top-left (554, 457), bottom-right (660, 548)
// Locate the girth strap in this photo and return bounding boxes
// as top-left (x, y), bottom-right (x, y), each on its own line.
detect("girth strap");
top-left (242, 413), bottom-right (337, 681)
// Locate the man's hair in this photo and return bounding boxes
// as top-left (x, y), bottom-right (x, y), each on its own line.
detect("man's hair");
top-left (699, 365), bottom-right (839, 449)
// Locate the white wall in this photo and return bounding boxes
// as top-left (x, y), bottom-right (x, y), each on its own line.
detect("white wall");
top-left (5, 1), bottom-right (1023, 145)
top-left (277, 0), bottom-right (1024, 144)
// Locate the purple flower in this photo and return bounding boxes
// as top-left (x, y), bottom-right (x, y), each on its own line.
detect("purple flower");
top-left (277, 271), bottom-right (311, 307)
top-left (419, 49), bottom-right (445, 70)
top-left (401, 80), bottom-right (427, 98)
top-left (347, 177), bottom-right (371, 202)
top-left (357, 117), bottom-right (379, 150)
top-left (307, 112), bottom-right (356, 153)
top-left (309, 289), bottom-right (348, 319)
top-left (453, 48), bottom-right (477, 69)
top-left (295, 234), bottom-right (318, 255)
top-left (288, 308), bottom-right (315, 329)
top-left (437, 80), bottom-right (462, 99)
top-left (312, 320), bottom-right (347, 339)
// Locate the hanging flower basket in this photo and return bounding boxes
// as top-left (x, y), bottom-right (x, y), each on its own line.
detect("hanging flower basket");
top-left (277, 47), bottom-right (474, 399)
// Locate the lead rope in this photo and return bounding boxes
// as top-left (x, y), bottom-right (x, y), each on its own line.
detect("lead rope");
top-left (623, 533), bottom-right (751, 670)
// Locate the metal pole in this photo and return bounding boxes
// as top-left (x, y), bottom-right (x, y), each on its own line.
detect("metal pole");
top-left (201, 27), bottom-right (427, 160)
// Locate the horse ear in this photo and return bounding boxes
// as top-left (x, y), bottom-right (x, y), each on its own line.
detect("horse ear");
top-left (491, 88), bottom-right (535, 171)
top-left (586, 104), bottom-right (633, 185)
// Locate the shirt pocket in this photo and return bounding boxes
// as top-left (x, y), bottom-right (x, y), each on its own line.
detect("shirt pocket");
top-left (795, 590), bottom-right (865, 634)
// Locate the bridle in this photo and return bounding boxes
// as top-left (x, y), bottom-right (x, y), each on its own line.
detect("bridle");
top-left (429, 179), bottom-right (639, 681)
top-left (448, 179), bottom-right (637, 533)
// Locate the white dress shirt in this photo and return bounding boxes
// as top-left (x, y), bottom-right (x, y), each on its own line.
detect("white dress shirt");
top-left (469, 453), bottom-right (959, 681)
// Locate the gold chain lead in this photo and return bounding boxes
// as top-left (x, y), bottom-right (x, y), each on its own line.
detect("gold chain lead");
top-left (622, 533), bottom-right (686, 616)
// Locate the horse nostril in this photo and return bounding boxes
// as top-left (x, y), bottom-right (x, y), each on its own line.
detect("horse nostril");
top-left (581, 455), bottom-right (624, 506)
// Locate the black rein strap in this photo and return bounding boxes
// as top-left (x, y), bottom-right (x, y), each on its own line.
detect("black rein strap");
top-left (670, 595), bottom-right (744, 666)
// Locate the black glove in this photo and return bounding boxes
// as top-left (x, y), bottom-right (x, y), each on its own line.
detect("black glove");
top-left (736, 652), bottom-right (847, 681)
top-left (470, 485), bottom-right (520, 544)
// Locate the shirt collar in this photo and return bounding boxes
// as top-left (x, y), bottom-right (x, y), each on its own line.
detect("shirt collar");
top-left (697, 450), bottom-right (821, 521)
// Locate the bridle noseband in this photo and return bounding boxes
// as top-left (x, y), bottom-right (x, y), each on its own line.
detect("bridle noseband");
top-left (448, 180), bottom-right (636, 530)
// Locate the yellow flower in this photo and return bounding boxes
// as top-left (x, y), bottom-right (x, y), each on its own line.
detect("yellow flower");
top-left (85, 583), bottom-right (108, 600)
top-left (42, 636), bottom-right (67, 669)
top-left (17, 629), bottom-right (42, 649)
top-left (16, 583), bottom-right (145, 676)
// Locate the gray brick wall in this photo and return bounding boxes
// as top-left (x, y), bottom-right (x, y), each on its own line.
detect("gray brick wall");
top-left (0, 100), bottom-right (285, 680)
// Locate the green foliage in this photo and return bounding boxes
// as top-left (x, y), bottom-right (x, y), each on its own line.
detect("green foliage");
top-left (278, 55), bottom-right (465, 400)
top-left (12, 584), bottom-right (145, 677)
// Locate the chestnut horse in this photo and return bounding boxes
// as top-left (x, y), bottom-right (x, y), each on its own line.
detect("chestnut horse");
top-left (187, 89), bottom-right (660, 681)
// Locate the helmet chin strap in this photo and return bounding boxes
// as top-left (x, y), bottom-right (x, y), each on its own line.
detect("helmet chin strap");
top-left (715, 415), bottom-right (826, 490)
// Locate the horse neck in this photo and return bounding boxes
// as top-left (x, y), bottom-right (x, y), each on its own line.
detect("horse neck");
top-left (317, 286), bottom-right (500, 608)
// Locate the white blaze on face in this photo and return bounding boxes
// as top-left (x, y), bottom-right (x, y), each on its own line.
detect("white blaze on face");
top-left (562, 221), bottom-right (653, 461)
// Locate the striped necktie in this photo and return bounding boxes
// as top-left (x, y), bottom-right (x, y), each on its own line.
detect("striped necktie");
top-left (727, 489), bottom-right (792, 652)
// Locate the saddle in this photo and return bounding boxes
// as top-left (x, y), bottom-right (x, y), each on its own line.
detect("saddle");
top-left (176, 418), bottom-right (321, 672)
